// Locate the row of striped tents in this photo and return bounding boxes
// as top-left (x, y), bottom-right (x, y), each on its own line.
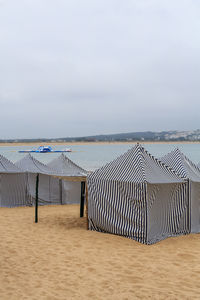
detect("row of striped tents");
top-left (161, 148), bottom-right (200, 233)
top-left (48, 153), bottom-right (87, 177)
top-left (16, 153), bottom-right (87, 206)
top-left (16, 154), bottom-right (61, 206)
top-left (87, 144), bottom-right (189, 244)
top-left (47, 153), bottom-right (88, 205)
top-left (0, 153), bottom-right (87, 207)
top-left (0, 154), bottom-right (27, 207)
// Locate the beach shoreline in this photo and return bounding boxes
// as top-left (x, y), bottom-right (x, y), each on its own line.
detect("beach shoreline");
top-left (0, 140), bottom-right (200, 147)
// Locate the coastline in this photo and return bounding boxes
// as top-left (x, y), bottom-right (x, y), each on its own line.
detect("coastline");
top-left (0, 141), bottom-right (200, 147)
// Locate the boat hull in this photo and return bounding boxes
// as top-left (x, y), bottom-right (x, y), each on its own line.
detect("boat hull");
top-left (19, 150), bottom-right (72, 153)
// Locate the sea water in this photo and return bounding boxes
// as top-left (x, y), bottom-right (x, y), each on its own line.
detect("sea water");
top-left (0, 143), bottom-right (200, 171)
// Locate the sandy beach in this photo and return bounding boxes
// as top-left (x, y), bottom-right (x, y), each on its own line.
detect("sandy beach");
top-left (0, 204), bottom-right (200, 299)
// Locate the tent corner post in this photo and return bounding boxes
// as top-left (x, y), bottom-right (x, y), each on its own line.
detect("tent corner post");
top-left (59, 179), bottom-right (63, 205)
top-left (86, 183), bottom-right (89, 230)
top-left (35, 173), bottom-right (39, 223)
top-left (80, 181), bottom-right (85, 217)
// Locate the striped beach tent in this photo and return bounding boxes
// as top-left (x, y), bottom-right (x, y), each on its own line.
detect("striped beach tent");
top-left (0, 154), bottom-right (27, 207)
top-left (16, 154), bottom-right (62, 206)
top-left (87, 144), bottom-right (189, 244)
top-left (47, 154), bottom-right (87, 204)
top-left (16, 153), bottom-right (55, 174)
top-left (161, 148), bottom-right (200, 233)
top-left (47, 153), bottom-right (87, 177)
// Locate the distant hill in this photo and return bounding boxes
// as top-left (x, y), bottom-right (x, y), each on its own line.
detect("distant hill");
top-left (1, 130), bottom-right (200, 143)
top-left (63, 130), bottom-right (200, 142)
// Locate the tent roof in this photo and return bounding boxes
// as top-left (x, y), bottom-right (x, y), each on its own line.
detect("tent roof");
top-left (47, 153), bottom-right (87, 177)
top-left (0, 154), bottom-right (23, 173)
top-left (16, 154), bottom-right (55, 175)
top-left (161, 148), bottom-right (200, 182)
top-left (88, 144), bottom-right (185, 184)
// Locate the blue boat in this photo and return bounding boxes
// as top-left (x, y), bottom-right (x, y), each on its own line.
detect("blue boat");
top-left (19, 146), bottom-right (72, 153)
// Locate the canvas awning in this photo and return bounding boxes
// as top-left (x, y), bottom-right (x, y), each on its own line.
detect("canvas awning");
top-left (47, 153), bottom-right (87, 181)
top-left (15, 153), bottom-right (56, 175)
top-left (0, 154), bottom-right (24, 173)
top-left (161, 148), bottom-right (200, 182)
top-left (89, 144), bottom-right (185, 184)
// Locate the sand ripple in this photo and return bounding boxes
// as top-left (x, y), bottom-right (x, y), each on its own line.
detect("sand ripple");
top-left (0, 205), bottom-right (200, 299)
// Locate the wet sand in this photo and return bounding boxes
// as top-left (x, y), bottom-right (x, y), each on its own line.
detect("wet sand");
top-left (0, 204), bottom-right (200, 299)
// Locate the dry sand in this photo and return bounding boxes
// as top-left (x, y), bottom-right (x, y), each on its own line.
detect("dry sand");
top-left (0, 205), bottom-right (200, 300)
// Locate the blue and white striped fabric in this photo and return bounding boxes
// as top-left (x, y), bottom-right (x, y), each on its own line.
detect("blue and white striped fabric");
top-left (0, 154), bottom-right (23, 173)
top-left (15, 154), bottom-right (86, 206)
top-left (161, 148), bottom-right (200, 182)
top-left (87, 144), bottom-right (189, 244)
top-left (90, 144), bottom-right (184, 184)
top-left (161, 148), bottom-right (200, 233)
top-left (16, 154), bottom-right (56, 175)
top-left (88, 179), bottom-right (147, 243)
top-left (15, 154), bottom-right (64, 206)
top-left (0, 154), bottom-right (28, 207)
top-left (47, 153), bottom-right (87, 177)
top-left (147, 182), bottom-right (189, 244)
top-left (47, 154), bottom-right (87, 204)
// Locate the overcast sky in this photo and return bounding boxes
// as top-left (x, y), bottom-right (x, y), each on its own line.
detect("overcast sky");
top-left (0, 0), bottom-right (200, 139)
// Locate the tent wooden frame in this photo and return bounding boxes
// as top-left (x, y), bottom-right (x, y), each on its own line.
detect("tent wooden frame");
top-left (35, 174), bottom-right (88, 226)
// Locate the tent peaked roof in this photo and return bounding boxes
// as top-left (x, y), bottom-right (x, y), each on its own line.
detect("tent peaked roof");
top-left (161, 148), bottom-right (200, 182)
top-left (0, 154), bottom-right (23, 173)
top-left (47, 153), bottom-right (87, 177)
top-left (89, 144), bottom-right (184, 183)
top-left (16, 154), bottom-right (55, 175)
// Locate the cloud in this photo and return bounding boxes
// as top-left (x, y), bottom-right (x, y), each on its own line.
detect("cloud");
top-left (0, 0), bottom-right (200, 138)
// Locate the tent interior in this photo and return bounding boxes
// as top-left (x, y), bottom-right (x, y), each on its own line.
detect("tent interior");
top-left (0, 154), bottom-right (87, 209)
top-left (47, 153), bottom-right (87, 205)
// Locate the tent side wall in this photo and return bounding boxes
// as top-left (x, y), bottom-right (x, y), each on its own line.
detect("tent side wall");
top-left (27, 174), bottom-right (61, 206)
top-left (26, 174), bottom-right (82, 206)
top-left (190, 181), bottom-right (200, 233)
top-left (62, 181), bottom-right (81, 204)
top-left (87, 178), bottom-right (147, 244)
top-left (0, 173), bottom-right (28, 207)
top-left (147, 182), bottom-right (189, 244)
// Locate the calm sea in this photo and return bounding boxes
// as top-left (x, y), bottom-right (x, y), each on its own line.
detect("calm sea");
top-left (0, 143), bottom-right (200, 171)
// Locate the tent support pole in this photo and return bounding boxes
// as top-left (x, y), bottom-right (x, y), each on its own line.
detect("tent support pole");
top-left (145, 183), bottom-right (148, 244)
top-left (80, 181), bottom-right (85, 217)
top-left (86, 183), bottom-right (89, 230)
top-left (59, 179), bottom-right (63, 205)
top-left (35, 173), bottom-right (39, 223)
top-left (187, 179), bottom-right (191, 233)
